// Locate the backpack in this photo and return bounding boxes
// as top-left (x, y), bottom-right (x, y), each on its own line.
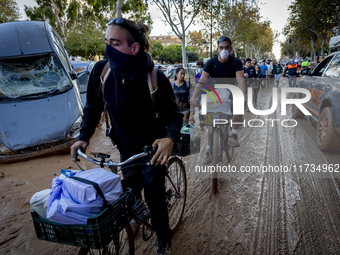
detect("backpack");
top-left (99, 62), bottom-right (158, 140)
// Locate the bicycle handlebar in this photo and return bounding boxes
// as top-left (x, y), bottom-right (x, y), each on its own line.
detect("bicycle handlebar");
top-left (74, 146), bottom-right (157, 168)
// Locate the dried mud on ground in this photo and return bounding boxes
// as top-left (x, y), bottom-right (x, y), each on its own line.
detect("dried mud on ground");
top-left (1, 78), bottom-right (340, 255)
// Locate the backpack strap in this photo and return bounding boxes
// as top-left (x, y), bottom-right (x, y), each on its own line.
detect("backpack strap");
top-left (147, 67), bottom-right (158, 114)
top-left (149, 67), bottom-right (160, 118)
top-left (99, 62), bottom-right (113, 139)
top-left (100, 62), bottom-right (111, 97)
top-left (147, 67), bottom-right (158, 101)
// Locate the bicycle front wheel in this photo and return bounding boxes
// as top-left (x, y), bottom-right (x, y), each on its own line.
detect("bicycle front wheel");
top-left (224, 116), bottom-right (234, 161)
top-left (211, 129), bottom-right (220, 193)
top-left (77, 224), bottom-right (135, 255)
top-left (165, 157), bottom-right (187, 232)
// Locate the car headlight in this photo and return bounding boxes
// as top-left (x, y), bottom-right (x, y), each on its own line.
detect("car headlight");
top-left (0, 143), bottom-right (11, 154)
top-left (67, 117), bottom-right (82, 139)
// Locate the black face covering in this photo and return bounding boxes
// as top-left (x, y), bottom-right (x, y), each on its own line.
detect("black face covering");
top-left (105, 44), bottom-right (153, 80)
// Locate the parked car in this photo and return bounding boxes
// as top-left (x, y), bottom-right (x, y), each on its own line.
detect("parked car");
top-left (0, 21), bottom-right (84, 162)
top-left (71, 61), bottom-right (96, 104)
top-left (293, 52), bottom-right (340, 151)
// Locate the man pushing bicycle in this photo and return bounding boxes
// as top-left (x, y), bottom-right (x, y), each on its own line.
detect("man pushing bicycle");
top-left (70, 18), bottom-right (182, 255)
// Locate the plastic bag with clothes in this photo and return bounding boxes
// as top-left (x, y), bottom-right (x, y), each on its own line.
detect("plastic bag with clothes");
top-left (46, 168), bottom-right (123, 225)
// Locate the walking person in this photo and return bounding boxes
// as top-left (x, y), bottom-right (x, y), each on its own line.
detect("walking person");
top-left (301, 58), bottom-right (309, 69)
top-left (266, 60), bottom-right (273, 86)
top-left (260, 60), bottom-right (268, 89)
top-left (272, 61), bottom-right (283, 86)
top-left (70, 17), bottom-right (183, 255)
top-left (171, 67), bottom-right (192, 124)
top-left (251, 58), bottom-right (258, 67)
top-left (284, 59), bottom-right (298, 87)
top-left (244, 58), bottom-right (256, 111)
top-left (240, 58), bottom-right (245, 68)
top-left (253, 64), bottom-right (262, 106)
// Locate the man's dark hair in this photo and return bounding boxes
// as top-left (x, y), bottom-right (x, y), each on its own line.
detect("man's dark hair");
top-left (246, 58), bottom-right (251, 62)
top-left (109, 18), bottom-right (150, 53)
top-left (217, 36), bottom-right (232, 46)
top-left (196, 61), bottom-right (204, 68)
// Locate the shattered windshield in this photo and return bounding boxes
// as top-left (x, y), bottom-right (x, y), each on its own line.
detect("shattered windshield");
top-left (0, 54), bottom-right (72, 99)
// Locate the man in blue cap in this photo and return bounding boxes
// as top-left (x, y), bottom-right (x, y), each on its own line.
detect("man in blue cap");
top-left (285, 59), bottom-right (298, 87)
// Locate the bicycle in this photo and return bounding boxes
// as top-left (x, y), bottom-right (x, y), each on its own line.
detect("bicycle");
top-left (207, 113), bottom-right (234, 193)
top-left (31, 145), bottom-right (187, 255)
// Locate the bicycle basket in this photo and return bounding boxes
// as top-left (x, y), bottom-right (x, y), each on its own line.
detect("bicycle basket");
top-left (31, 188), bottom-right (135, 250)
top-left (173, 133), bottom-right (200, 156)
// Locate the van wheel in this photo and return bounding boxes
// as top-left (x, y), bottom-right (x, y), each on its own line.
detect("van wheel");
top-left (315, 107), bottom-right (340, 151)
top-left (291, 93), bottom-right (304, 118)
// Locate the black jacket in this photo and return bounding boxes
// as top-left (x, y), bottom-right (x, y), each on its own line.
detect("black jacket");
top-left (79, 56), bottom-right (183, 156)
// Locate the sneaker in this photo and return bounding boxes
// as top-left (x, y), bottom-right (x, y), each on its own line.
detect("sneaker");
top-left (155, 238), bottom-right (171, 255)
top-left (229, 134), bottom-right (240, 147)
top-left (203, 153), bottom-right (212, 164)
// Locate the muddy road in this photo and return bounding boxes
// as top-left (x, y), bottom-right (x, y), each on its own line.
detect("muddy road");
top-left (1, 78), bottom-right (340, 254)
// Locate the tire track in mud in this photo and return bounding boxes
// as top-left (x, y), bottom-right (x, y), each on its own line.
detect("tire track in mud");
top-left (252, 81), bottom-right (340, 254)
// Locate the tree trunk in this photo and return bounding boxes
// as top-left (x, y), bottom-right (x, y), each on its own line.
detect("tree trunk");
top-left (181, 35), bottom-right (187, 67)
top-left (310, 38), bottom-right (315, 61)
top-left (116, 0), bottom-right (122, 18)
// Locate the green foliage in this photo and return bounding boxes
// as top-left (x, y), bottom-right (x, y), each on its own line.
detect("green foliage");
top-left (24, 0), bottom-right (152, 40)
top-left (186, 51), bottom-right (199, 62)
top-left (158, 44), bottom-right (199, 63)
top-left (152, 0), bottom-right (206, 66)
top-left (282, 0), bottom-right (337, 59)
top-left (64, 21), bottom-right (105, 58)
top-left (198, 0), bottom-right (275, 58)
top-left (160, 45), bottom-right (182, 64)
top-left (0, 0), bottom-right (20, 23)
top-left (186, 30), bottom-right (210, 57)
top-left (149, 40), bottom-right (163, 59)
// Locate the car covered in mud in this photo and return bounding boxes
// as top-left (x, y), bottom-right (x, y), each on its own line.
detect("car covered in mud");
top-left (293, 52), bottom-right (340, 151)
top-left (0, 21), bottom-right (83, 162)
top-left (71, 61), bottom-right (96, 104)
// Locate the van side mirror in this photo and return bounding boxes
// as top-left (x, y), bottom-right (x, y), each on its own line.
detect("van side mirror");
top-left (70, 70), bottom-right (78, 80)
top-left (300, 68), bottom-right (311, 76)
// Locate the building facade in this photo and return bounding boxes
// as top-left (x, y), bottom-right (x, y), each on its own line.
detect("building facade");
top-left (151, 35), bottom-right (181, 47)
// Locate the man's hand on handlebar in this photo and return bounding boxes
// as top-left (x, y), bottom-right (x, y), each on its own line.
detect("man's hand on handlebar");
top-left (151, 138), bottom-right (174, 166)
top-left (70, 141), bottom-right (89, 160)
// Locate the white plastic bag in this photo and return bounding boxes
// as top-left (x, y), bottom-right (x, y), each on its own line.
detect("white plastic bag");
top-left (30, 189), bottom-right (50, 219)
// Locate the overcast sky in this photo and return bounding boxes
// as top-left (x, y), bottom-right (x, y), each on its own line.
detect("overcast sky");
top-left (16, 0), bottom-right (292, 58)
